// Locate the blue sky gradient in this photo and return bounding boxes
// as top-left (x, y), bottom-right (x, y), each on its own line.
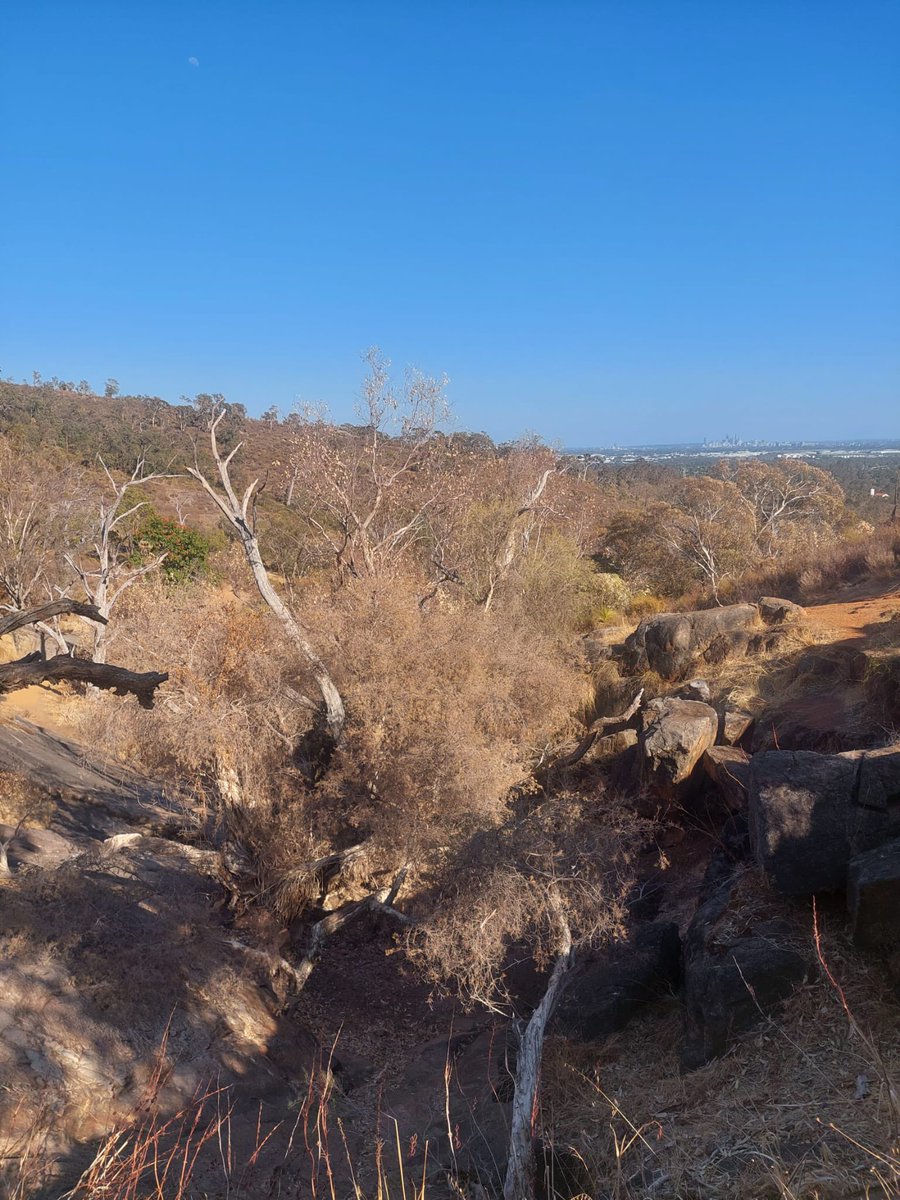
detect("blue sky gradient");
top-left (2, 2), bottom-right (898, 443)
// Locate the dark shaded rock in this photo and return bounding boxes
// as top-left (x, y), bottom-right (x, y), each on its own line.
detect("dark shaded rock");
top-left (625, 872), bottom-right (666, 921)
top-left (703, 745), bottom-right (751, 812)
top-left (640, 697), bottom-right (719, 799)
top-left (555, 921), bottom-right (681, 1041)
top-left (759, 596), bottom-right (805, 624)
top-left (749, 749), bottom-right (900, 895)
top-left (848, 838), bottom-right (900, 950)
top-left (841, 745), bottom-right (900, 811)
top-left (581, 634), bottom-right (614, 666)
top-left (681, 869), bottom-right (812, 1069)
top-left (749, 751), bottom-right (856, 894)
top-left (621, 604), bottom-right (759, 680)
top-left (721, 708), bottom-right (754, 748)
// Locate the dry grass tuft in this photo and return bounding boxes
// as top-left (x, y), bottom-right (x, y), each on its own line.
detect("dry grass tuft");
top-left (541, 903), bottom-right (900, 1200)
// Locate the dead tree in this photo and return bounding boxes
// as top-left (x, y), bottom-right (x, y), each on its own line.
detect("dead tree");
top-left (286, 350), bottom-right (451, 583)
top-left (544, 688), bottom-right (644, 774)
top-left (187, 408), bottom-right (346, 746)
top-left (483, 466), bottom-right (555, 611)
top-left (504, 893), bottom-right (573, 1200)
top-left (0, 599), bottom-right (168, 707)
top-left (65, 457), bottom-right (173, 663)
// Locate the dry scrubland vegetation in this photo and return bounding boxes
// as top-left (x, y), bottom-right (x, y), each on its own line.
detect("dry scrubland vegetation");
top-left (0, 365), bottom-right (898, 1199)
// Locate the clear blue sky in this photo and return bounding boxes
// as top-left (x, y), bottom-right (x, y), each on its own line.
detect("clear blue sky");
top-left (2, 2), bottom-right (898, 444)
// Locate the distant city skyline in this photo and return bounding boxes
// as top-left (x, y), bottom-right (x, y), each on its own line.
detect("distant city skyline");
top-left (1, 3), bottom-right (898, 445)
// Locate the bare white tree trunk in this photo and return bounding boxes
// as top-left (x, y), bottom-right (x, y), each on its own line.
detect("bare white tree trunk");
top-left (503, 906), bottom-right (573, 1200)
top-left (65, 457), bottom-right (171, 663)
top-left (188, 411), bottom-right (345, 744)
top-left (484, 468), bottom-right (554, 612)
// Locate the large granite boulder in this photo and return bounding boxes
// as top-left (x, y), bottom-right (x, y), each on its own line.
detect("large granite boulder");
top-left (621, 604), bottom-right (760, 680)
top-left (848, 744), bottom-right (900, 811)
top-left (748, 748), bottom-right (900, 894)
top-left (758, 596), bottom-right (805, 624)
top-left (639, 697), bottom-right (719, 798)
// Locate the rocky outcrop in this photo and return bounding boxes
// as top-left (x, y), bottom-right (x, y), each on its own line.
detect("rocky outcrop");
top-left (639, 697), bottom-right (719, 798)
top-left (759, 596), bottom-right (805, 624)
top-left (748, 748), bottom-right (900, 894)
top-left (848, 744), bottom-right (900, 811)
top-left (621, 604), bottom-right (760, 680)
top-left (620, 598), bottom-right (805, 681)
top-left (0, 724), bottom-right (321, 1194)
top-left (555, 921), bottom-right (681, 1041)
top-left (848, 838), bottom-right (900, 950)
top-left (681, 866), bottom-right (811, 1069)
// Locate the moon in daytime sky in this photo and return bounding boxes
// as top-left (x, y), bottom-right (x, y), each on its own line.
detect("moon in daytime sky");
top-left (188, 56), bottom-right (199, 67)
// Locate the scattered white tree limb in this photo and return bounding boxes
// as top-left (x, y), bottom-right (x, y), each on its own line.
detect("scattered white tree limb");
top-left (484, 467), bottom-right (555, 611)
top-left (188, 409), bottom-right (346, 745)
top-left (503, 894), bottom-right (574, 1200)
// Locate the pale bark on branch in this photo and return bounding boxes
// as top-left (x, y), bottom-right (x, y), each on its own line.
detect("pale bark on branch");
top-left (187, 410), bottom-right (345, 745)
top-left (292, 873), bottom-right (412, 989)
top-left (484, 468), bottom-right (555, 611)
top-left (503, 900), bottom-right (574, 1200)
top-left (226, 870), bottom-right (412, 996)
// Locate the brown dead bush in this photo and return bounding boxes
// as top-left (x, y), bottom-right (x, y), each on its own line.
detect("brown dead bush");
top-left (76, 568), bottom-right (592, 905)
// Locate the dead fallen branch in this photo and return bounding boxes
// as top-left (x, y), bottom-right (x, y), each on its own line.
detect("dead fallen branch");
top-left (227, 867), bottom-right (413, 997)
top-left (548, 688), bottom-right (644, 773)
top-left (0, 655), bottom-right (168, 708)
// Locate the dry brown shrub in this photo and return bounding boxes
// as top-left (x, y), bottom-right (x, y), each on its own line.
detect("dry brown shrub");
top-left (75, 569), bottom-right (594, 919)
top-left (0, 771), bottom-right (53, 828)
top-left (737, 524), bottom-right (899, 606)
top-left (296, 573), bottom-right (591, 866)
top-left (409, 790), bottom-right (648, 1011)
top-left (70, 578), bottom-right (309, 805)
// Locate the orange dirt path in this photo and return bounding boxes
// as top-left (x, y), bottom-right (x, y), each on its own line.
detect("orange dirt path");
top-left (805, 578), bottom-right (900, 642)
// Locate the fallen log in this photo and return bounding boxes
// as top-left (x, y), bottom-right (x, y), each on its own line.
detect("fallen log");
top-left (0, 654), bottom-right (168, 708)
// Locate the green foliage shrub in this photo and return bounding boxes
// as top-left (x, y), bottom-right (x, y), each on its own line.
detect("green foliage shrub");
top-left (516, 533), bottom-right (632, 635)
top-left (130, 510), bottom-right (213, 583)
